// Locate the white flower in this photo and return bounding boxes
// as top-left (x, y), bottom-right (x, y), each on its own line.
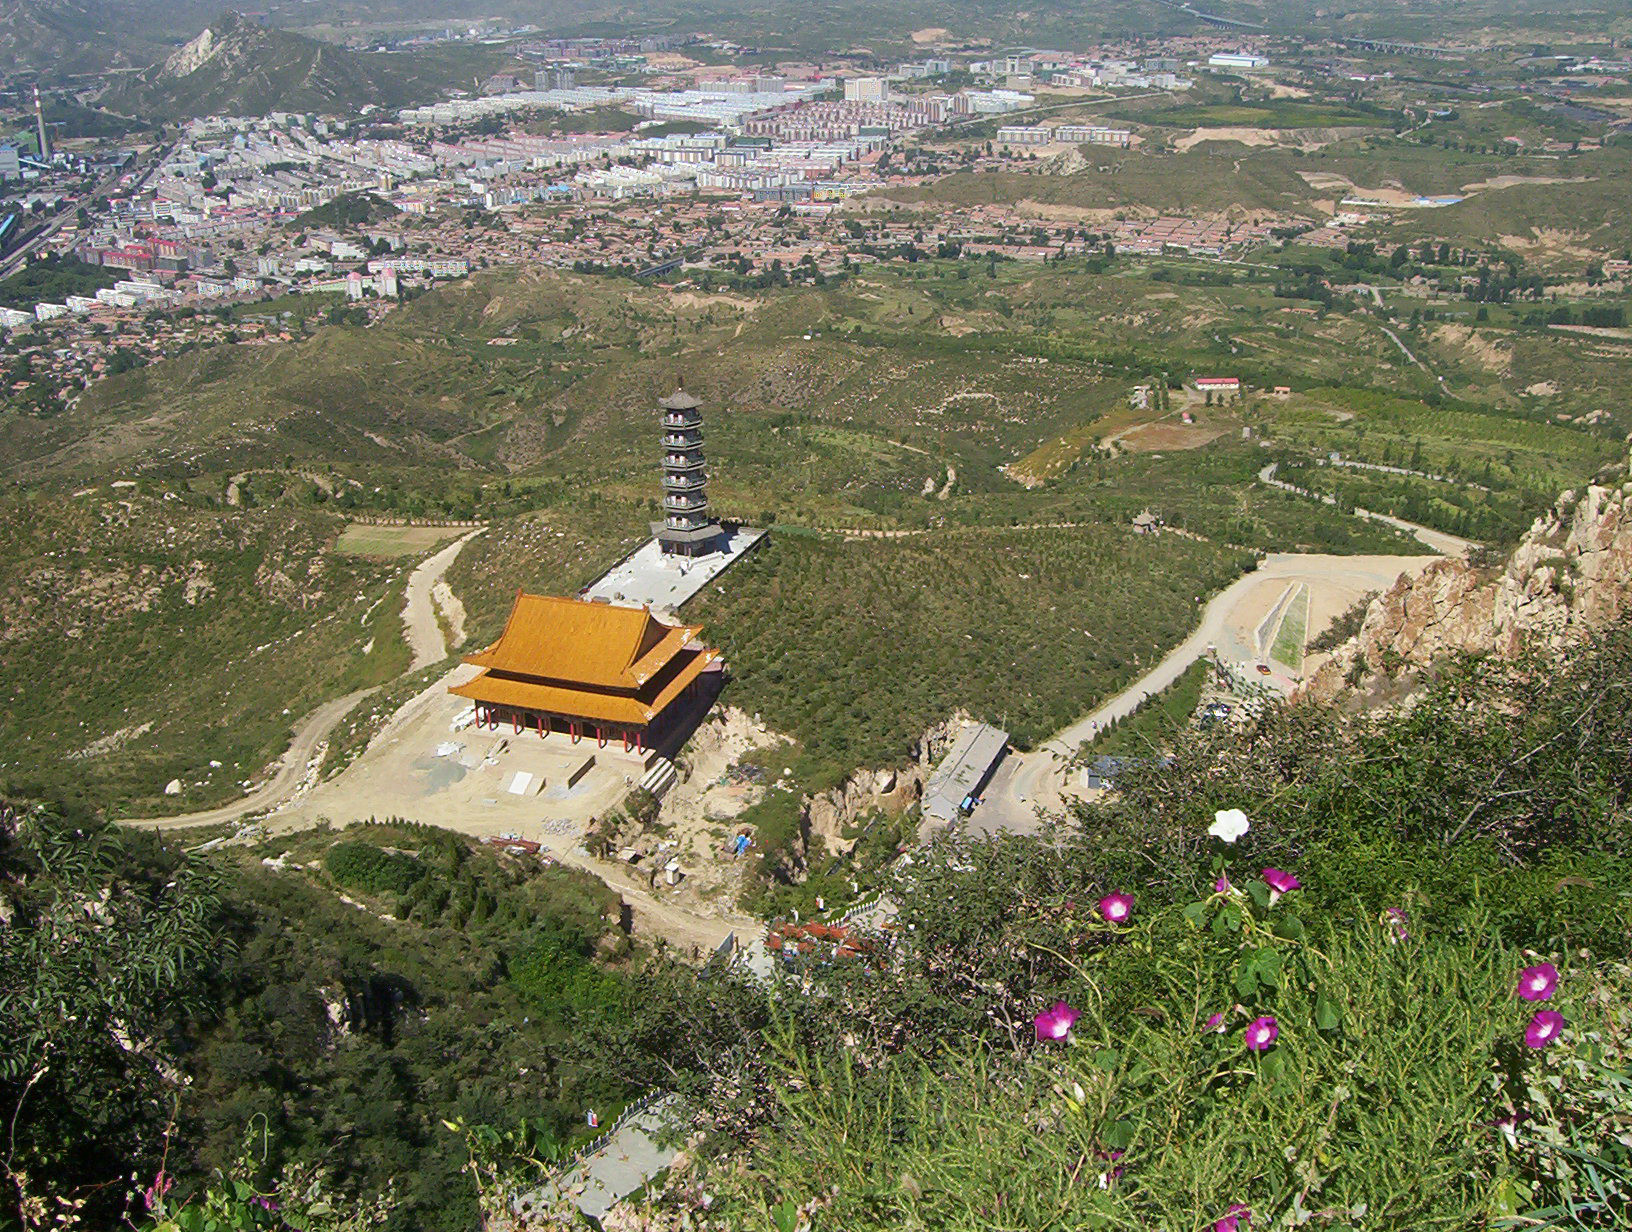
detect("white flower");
top-left (1209, 808), bottom-right (1250, 843)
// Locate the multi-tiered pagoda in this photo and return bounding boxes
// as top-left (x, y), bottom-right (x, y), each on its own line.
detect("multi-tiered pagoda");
top-left (655, 386), bottom-right (724, 557)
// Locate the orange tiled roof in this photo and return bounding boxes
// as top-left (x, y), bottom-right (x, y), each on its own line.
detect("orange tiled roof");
top-left (462, 593), bottom-right (703, 690)
top-left (451, 644), bottom-right (720, 725)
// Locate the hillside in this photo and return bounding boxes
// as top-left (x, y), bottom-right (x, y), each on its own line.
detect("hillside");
top-left (101, 10), bottom-right (455, 119)
top-left (1307, 458), bottom-right (1632, 698)
top-left (0, 0), bottom-right (175, 74)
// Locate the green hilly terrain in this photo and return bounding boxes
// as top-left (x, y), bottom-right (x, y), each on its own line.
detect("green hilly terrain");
top-left (3, 248), bottom-right (1625, 809)
top-left (101, 10), bottom-right (523, 119)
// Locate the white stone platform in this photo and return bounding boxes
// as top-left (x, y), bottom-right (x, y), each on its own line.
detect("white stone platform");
top-left (581, 526), bottom-right (766, 613)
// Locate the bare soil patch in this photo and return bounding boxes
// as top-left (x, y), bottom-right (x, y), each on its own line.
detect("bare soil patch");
top-left (1118, 422), bottom-right (1228, 453)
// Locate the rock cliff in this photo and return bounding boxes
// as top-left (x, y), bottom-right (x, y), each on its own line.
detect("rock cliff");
top-left (1306, 460), bottom-right (1632, 699)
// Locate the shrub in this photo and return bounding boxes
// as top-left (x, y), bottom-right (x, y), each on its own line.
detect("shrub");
top-left (323, 840), bottom-right (426, 897)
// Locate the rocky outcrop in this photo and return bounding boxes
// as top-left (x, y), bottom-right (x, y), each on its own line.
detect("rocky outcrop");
top-left (1306, 465), bottom-right (1632, 699)
top-left (800, 713), bottom-right (969, 861)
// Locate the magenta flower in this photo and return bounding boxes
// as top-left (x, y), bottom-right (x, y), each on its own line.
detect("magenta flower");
top-left (1261, 868), bottom-right (1300, 905)
top-left (1204, 1012), bottom-right (1227, 1033)
top-left (1243, 1016), bottom-right (1279, 1051)
top-left (1525, 1009), bottom-right (1565, 1049)
top-left (1517, 962), bottom-right (1559, 1002)
top-left (1097, 892), bottom-right (1133, 924)
top-left (1094, 1147), bottom-right (1125, 1189)
top-left (142, 1171), bottom-right (172, 1212)
top-left (1384, 906), bottom-right (1409, 943)
top-left (1215, 873), bottom-right (1233, 893)
top-left (1216, 1204), bottom-right (1252, 1232)
top-left (1034, 1000), bottom-right (1080, 1042)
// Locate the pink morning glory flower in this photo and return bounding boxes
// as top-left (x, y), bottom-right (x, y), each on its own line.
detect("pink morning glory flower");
top-left (1384, 907), bottom-right (1409, 943)
top-left (1261, 868), bottom-right (1300, 905)
top-left (1215, 873), bottom-right (1233, 893)
top-left (1094, 1147), bottom-right (1124, 1189)
top-left (1034, 1000), bottom-right (1080, 1042)
top-left (1517, 962), bottom-right (1559, 1002)
top-left (1097, 893), bottom-right (1133, 924)
top-left (1205, 1012), bottom-right (1227, 1033)
top-left (1216, 1204), bottom-right (1252, 1232)
top-left (1525, 1009), bottom-right (1565, 1049)
top-left (1243, 1016), bottom-right (1279, 1051)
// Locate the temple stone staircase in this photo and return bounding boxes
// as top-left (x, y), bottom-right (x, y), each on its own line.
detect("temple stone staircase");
top-left (638, 756), bottom-right (678, 799)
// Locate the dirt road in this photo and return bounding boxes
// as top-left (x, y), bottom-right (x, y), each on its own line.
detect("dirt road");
top-left (403, 529), bottom-right (483, 671)
top-left (130, 530), bottom-right (482, 830)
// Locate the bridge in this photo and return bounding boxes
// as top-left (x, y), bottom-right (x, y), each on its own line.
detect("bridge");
top-left (1344, 37), bottom-right (1463, 60)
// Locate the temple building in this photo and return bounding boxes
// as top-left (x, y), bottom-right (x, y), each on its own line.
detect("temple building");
top-left (655, 386), bottom-right (725, 557)
top-left (450, 593), bottom-right (721, 752)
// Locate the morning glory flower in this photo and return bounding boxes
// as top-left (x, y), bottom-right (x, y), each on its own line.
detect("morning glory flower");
top-left (1384, 906), bottom-right (1409, 943)
top-left (1216, 1203), bottom-right (1252, 1232)
top-left (1209, 808), bottom-right (1250, 843)
top-left (1243, 1016), bottom-right (1279, 1051)
top-left (1205, 1012), bottom-right (1227, 1033)
top-left (1034, 1000), bottom-right (1080, 1042)
top-left (1525, 1009), bottom-right (1565, 1049)
top-left (1215, 873), bottom-right (1233, 893)
top-left (1517, 962), bottom-right (1559, 1002)
top-left (1097, 893), bottom-right (1133, 924)
top-left (1261, 868), bottom-right (1300, 905)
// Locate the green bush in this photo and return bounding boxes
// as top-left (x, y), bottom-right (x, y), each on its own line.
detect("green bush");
top-left (324, 841), bottom-right (427, 897)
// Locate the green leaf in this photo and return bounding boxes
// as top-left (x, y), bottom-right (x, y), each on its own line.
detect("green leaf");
top-left (1101, 1120), bottom-right (1135, 1150)
top-left (1247, 880), bottom-right (1271, 910)
top-left (1183, 900), bottom-right (1208, 927)
top-left (1314, 994), bottom-right (1341, 1032)
top-left (1234, 960), bottom-right (1259, 999)
top-left (1257, 949), bottom-right (1283, 987)
top-left (1272, 914), bottom-right (1305, 941)
top-left (1092, 1047), bottom-right (1121, 1072)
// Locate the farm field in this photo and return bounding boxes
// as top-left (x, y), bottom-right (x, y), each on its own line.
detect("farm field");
top-left (335, 523), bottom-right (463, 559)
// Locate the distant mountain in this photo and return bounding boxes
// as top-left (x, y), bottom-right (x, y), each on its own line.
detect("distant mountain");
top-left (101, 10), bottom-right (445, 119)
top-left (0, 0), bottom-right (163, 75)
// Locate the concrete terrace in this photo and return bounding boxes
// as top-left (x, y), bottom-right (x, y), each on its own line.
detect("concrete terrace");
top-left (582, 525), bottom-right (766, 613)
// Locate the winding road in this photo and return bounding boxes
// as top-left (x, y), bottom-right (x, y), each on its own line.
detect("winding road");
top-left (973, 550), bottom-right (1437, 833)
top-left (975, 476), bottom-right (1477, 833)
top-left (128, 528), bottom-right (483, 830)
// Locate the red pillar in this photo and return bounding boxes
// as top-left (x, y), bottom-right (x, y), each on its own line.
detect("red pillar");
top-left (597, 726), bottom-right (607, 748)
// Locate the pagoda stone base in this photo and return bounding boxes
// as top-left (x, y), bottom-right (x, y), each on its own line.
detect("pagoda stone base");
top-left (583, 524), bottom-right (768, 610)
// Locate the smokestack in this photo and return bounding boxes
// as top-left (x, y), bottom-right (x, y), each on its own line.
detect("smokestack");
top-left (33, 86), bottom-right (48, 160)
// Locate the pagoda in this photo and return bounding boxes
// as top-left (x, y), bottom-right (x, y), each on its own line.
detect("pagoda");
top-left (655, 386), bottom-right (724, 557)
top-left (450, 593), bottom-right (720, 752)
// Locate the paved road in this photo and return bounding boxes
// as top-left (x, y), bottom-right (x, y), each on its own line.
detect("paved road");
top-left (975, 550), bottom-right (1439, 833)
top-left (1258, 462), bottom-right (1478, 557)
top-left (128, 531), bottom-right (481, 829)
